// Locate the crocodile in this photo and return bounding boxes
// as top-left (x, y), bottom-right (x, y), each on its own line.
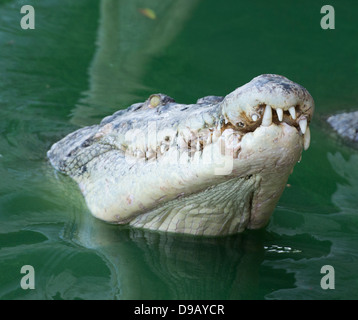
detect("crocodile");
top-left (47, 74), bottom-right (314, 236)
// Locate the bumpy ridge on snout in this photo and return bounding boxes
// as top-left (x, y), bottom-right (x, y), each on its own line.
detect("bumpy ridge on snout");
top-left (220, 74), bottom-right (314, 151)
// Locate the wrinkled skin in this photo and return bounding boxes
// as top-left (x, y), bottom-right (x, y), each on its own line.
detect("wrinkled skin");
top-left (48, 74), bottom-right (314, 236)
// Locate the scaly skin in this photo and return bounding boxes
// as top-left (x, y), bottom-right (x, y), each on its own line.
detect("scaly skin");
top-left (48, 74), bottom-right (314, 236)
top-left (327, 111), bottom-right (358, 143)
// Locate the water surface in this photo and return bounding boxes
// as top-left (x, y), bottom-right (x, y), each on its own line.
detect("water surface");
top-left (1, 0), bottom-right (358, 299)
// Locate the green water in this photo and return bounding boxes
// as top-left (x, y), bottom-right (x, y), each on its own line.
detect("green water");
top-left (1, 0), bottom-right (358, 300)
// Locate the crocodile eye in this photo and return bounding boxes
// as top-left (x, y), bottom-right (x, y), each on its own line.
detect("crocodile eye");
top-left (149, 95), bottom-right (160, 108)
top-left (237, 121), bottom-right (245, 127)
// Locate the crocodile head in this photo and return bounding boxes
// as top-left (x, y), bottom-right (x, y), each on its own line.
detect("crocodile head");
top-left (48, 74), bottom-right (314, 236)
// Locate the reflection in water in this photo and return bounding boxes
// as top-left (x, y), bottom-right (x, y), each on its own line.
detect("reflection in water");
top-left (328, 152), bottom-right (358, 215)
top-left (58, 189), bottom-right (334, 299)
top-left (51, 171), bottom-right (332, 299)
top-left (263, 151), bottom-right (358, 300)
top-left (66, 209), bottom-right (265, 300)
top-left (72, 0), bottom-right (200, 126)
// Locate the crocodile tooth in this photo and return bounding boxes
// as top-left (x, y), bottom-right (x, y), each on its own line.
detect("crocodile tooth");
top-left (261, 105), bottom-right (272, 127)
top-left (160, 145), bottom-right (166, 154)
top-left (212, 129), bottom-right (221, 143)
top-left (299, 118), bottom-right (307, 134)
top-left (289, 106), bottom-right (296, 119)
top-left (303, 126), bottom-right (311, 150)
top-left (146, 149), bottom-right (155, 159)
top-left (177, 135), bottom-right (187, 149)
top-left (217, 121), bottom-right (221, 131)
top-left (276, 108), bottom-right (283, 121)
top-left (196, 140), bottom-right (201, 150)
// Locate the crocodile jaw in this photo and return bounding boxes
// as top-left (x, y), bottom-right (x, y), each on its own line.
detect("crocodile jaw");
top-left (73, 121), bottom-right (302, 236)
top-left (128, 122), bottom-right (302, 235)
top-left (238, 122), bottom-right (302, 229)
